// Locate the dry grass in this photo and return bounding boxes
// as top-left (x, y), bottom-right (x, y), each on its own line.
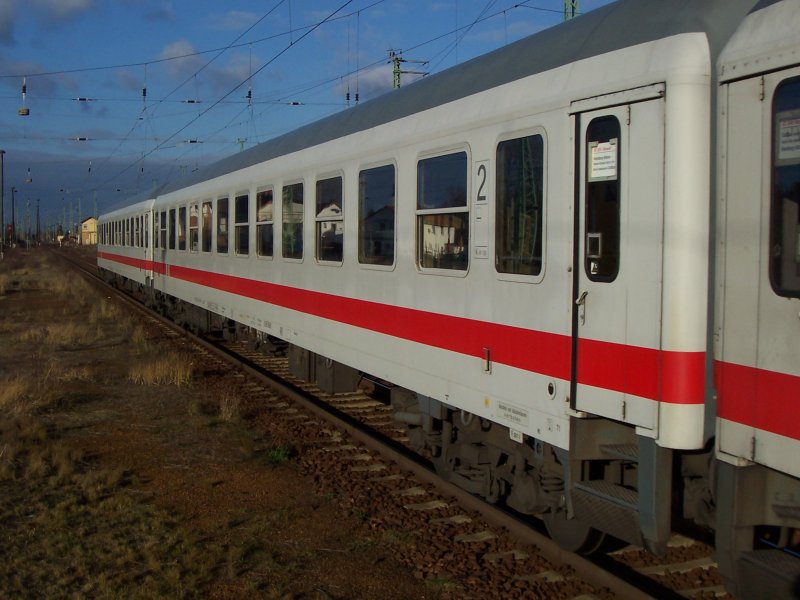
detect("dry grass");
top-left (0, 250), bottom-right (230, 598)
top-left (128, 351), bottom-right (193, 386)
top-left (88, 297), bottom-right (122, 323)
top-left (0, 376), bottom-right (34, 416)
top-left (46, 361), bottom-right (93, 383)
top-left (16, 321), bottom-right (99, 347)
top-left (219, 391), bottom-right (241, 422)
top-left (0, 411), bottom-right (223, 598)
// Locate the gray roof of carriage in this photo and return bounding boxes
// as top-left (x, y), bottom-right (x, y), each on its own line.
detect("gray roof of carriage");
top-left (158, 0), bottom-right (755, 196)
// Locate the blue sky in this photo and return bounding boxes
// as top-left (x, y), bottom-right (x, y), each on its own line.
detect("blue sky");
top-left (0, 0), bottom-right (612, 232)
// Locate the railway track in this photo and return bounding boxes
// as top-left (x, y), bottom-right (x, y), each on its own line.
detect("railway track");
top-left (56, 247), bottom-right (733, 599)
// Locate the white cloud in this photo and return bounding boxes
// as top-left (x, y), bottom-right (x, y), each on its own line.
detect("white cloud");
top-left (350, 64), bottom-right (394, 101)
top-left (159, 39), bottom-right (204, 79)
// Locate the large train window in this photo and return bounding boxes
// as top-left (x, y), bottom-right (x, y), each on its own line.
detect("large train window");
top-left (168, 208), bottom-right (176, 250)
top-left (189, 203), bottom-right (199, 252)
top-left (255, 187), bottom-right (273, 258)
top-left (234, 192), bottom-right (249, 256)
top-left (358, 164), bottom-right (395, 266)
top-left (316, 176), bottom-right (343, 263)
top-left (496, 134), bottom-right (544, 276)
top-left (417, 151), bottom-right (468, 270)
top-left (178, 206), bottom-right (187, 251)
top-left (201, 200), bottom-right (212, 252)
top-left (159, 211), bottom-right (167, 249)
top-left (771, 77), bottom-right (800, 297)
top-left (282, 182), bottom-right (304, 260)
top-left (217, 196), bottom-right (228, 254)
top-left (585, 116), bottom-right (621, 282)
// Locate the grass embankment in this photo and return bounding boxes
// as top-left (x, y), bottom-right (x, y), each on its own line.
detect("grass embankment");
top-left (0, 252), bottom-right (222, 597)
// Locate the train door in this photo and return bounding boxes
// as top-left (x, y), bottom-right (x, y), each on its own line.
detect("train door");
top-left (570, 93), bottom-right (665, 431)
top-left (145, 209), bottom-right (154, 287)
top-left (717, 68), bottom-right (800, 476)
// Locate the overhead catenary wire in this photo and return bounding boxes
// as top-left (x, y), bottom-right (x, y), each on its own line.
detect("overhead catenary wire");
top-left (95, 0), bottom-right (356, 196)
top-left (0, 0), bottom-right (390, 80)
top-left (11, 1), bottom-right (561, 206)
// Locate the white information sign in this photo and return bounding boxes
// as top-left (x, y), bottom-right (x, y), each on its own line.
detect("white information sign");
top-left (777, 111), bottom-right (800, 166)
top-left (588, 138), bottom-right (618, 181)
top-left (497, 401), bottom-right (529, 427)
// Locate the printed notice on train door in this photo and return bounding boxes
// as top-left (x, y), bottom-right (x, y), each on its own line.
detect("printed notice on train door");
top-left (777, 110), bottom-right (800, 166)
top-left (588, 138), bottom-right (618, 181)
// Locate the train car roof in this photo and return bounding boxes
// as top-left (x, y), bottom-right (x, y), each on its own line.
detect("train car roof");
top-left (100, 185), bottom-right (163, 219)
top-left (719, 0), bottom-right (799, 82)
top-left (157, 0), bottom-right (755, 197)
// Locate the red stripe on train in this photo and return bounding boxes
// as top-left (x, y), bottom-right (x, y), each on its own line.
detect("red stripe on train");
top-left (97, 252), bottom-right (709, 406)
top-left (715, 361), bottom-right (800, 441)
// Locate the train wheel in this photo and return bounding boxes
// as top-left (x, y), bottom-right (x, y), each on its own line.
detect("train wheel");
top-left (543, 510), bottom-right (606, 555)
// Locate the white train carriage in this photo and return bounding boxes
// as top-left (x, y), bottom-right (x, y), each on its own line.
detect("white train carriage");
top-left (714, 0), bottom-right (800, 596)
top-left (97, 193), bottom-right (156, 292)
top-left (98, 0), bottom-right (800, 597)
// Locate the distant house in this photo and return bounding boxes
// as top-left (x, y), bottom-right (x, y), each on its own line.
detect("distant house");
top-left (81, 217), bottom-right (97, 245)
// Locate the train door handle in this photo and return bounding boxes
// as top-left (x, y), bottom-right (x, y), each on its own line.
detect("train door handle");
top-left (576, 291), bottom-right (588, 325)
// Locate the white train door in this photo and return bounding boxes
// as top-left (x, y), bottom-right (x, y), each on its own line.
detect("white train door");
top-left (145, 209), bottom-right (154, 285)
top-left (717, 68), bottom-right (800, 477)
top-left (571, 93), bottom-right (665, 431)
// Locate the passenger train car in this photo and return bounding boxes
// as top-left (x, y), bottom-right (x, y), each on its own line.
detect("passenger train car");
top-left (97, 1), bottom-right (800, 597)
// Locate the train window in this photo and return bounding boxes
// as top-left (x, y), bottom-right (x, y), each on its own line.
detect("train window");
top-left (189, 203), bottom-right (199, 252)
top-left (496, 134), bottom-right (544, 276)
top-left (770, 77), bottom-right (800, 297)
top-left (217, 196), bottom-right (229, 254)
top-left (282, 182), bottom-right (304, 259)
top-left (256, 187), bottom-right (273, 258)
top-left (154, 211), bottom-right (160, 249)
top-left (169, 208), bottom-right (176, 250)
top-left (417, 151), bottom-right (468, 270)
top-left (201, 200), bottom-right (212, 253)
top-left (135, 216), bottom-right (140, 247)
top-left (585, 116), bottom-right (621, 282)
top-left (178, 206), bottom-right (187, 251)
top-left (358, 164), bottom-right (395, 266)
top-left (159, 211), bottom-right (167, 249)
top-left (144, 215), bottom-right (149, 249)
top-left (234, 192), bottom-right (249, 256)
top-left (316, 176), bottom-right (343, 263)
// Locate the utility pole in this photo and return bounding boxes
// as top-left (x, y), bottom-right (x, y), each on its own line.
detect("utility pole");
top-left (388, 50), bottom-right (428, 89)
top-left (10, 186), bottom-right (16, 246)
top-left (0, 149), bottom-right (5, 253)
top-left (564, 0), bottom-right (579, 20)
